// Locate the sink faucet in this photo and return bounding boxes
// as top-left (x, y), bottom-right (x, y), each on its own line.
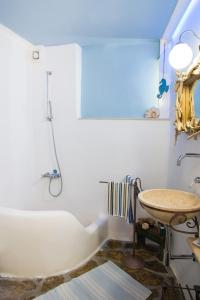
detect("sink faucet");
top-left (194, 177), bottom-right (200, 184)
top-left (177, 153), bottom-right (200, 166)
top-left (190, 176), bottom-right (200, 188)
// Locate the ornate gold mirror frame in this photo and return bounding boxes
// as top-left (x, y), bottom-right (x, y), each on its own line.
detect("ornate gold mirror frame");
top-left (175, 53), bottom-right (200, 141)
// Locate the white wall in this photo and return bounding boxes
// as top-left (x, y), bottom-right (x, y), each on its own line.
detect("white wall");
top-left (167, 0), bottom-right (200, 291)
top-left (0, 25), bottom-right (170, 240)
top-left (0, 25), bottom-right (36, 207)
top-left (35, 44), bottom-right (170, 239)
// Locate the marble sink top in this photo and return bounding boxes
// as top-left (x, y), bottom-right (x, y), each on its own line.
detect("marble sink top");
top-left (138, 189), bottom-right (200, 225)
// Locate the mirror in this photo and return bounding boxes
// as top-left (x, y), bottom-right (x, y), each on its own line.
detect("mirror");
top-left (174, 55), bottom-right (200, 141)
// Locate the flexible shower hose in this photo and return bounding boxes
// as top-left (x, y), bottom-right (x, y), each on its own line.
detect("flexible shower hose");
top-left (48, 119), bottom-right (63, 197)
top-left (46, 71), bottom-right (63, 197)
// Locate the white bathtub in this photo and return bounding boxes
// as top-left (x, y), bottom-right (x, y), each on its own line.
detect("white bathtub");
top-left (0, 207), bottom-right (108, 277)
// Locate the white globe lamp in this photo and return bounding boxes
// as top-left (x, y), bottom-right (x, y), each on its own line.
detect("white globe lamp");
top-left (169, 43), bottom-right (193, 70)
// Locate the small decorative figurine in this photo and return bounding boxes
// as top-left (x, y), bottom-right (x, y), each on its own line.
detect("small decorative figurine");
top-left (144, 107), bottom-right (160, 118)
top-left (157, 78), bottom-right (169, 99)
top-left (157, 42), bottom-right (169, 99)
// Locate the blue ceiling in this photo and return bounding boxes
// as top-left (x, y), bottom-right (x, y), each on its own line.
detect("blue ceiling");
top-left (0, 0), bottom-right (178, 46)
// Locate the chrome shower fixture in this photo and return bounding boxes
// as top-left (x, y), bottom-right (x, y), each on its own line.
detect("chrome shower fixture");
top-left (42, 70), bottom-right (63, 197)
top-left (46, 71), bottom-right (53, 121)
top-left (47, 100), bottom-right (53, 122)
top-left (42, 169), bottom-right (61, 179)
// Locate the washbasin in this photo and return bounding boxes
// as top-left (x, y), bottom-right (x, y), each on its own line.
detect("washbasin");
top-left (138, 189), bottom-right (200, 225)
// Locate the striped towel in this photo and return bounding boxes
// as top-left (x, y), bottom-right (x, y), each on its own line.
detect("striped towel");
top-left (124, 175), bottom-right (135, 223)
top-left (107, 176), bottom-right (142, 224)
top-left (108, 182), bottom-right (133, 224)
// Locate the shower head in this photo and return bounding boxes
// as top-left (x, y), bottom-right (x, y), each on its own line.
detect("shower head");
top-left (47, 100), bottom-right (53, 122)
top-left (46, 71), bottom-right (53, 121)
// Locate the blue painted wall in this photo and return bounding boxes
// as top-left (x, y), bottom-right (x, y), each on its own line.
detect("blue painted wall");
top-left (81, 41), bottom-right (160, 118)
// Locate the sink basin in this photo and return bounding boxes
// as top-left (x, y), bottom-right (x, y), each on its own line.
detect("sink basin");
top-left (138, 189), bottom-right (200, 225)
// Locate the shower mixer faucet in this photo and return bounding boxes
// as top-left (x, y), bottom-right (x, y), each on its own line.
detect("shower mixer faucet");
top-left (42, 169), bottom-right (61, 179)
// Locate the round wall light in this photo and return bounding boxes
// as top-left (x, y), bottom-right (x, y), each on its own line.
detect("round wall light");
top-left (169, 43), bottom-right (193, 70)
top-left (168, 30), bottom-right (200, 70)
top-left (169, 42), bottom-right (193, 70)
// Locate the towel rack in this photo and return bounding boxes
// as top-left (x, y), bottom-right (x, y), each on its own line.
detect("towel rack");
top-left (100, 178), bottom-right (144, 269)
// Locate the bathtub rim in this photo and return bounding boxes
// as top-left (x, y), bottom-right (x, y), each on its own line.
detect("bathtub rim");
top-left (0, 238), bottom-right (108, 279)
top-left (0, 208), bottom-right (109, 279)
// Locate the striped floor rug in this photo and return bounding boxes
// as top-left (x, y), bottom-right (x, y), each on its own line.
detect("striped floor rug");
top-left (35, 261), bottom-right (151, 300)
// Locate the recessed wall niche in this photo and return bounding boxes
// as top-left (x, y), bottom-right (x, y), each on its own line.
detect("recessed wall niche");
top-left (80, 40), bottom-right (160, 119)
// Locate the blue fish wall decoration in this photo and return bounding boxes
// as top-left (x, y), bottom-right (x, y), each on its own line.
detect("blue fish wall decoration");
top-left (157, 78), bottom-right (169, 99)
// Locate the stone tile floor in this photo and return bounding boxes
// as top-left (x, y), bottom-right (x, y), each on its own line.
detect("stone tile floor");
top-left (0, 240), bottom-right (183, 300)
